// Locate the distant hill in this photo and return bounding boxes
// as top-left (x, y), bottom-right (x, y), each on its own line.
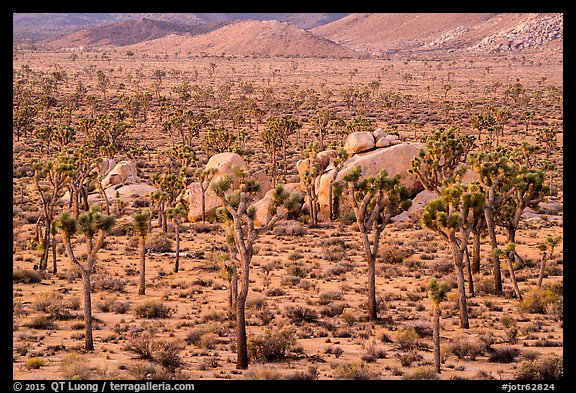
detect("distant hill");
top-left (311, 13), bottom-right (563, 55)
top-left (122, 19), bottom-right (362, 58)
top-left (42, 18), bottom-right (219, 48)
top-left (13, 13), bottom-right (348, 44)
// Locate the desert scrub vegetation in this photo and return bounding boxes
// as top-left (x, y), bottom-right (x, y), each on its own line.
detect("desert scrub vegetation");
top-left (247, 328), bottom-right (297, 363)
top-left (334, 361), bottom-right (378, 380)
top-left (517, 286), bottom-right (561, 314)
top-left (13, 268), bottom-right (43, 284)
top-left (134, 300), bottom-right (173, 319)
top-left (515, 354), bottom-right (563, 380)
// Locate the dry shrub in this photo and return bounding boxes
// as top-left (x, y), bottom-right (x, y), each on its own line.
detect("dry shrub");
top-left (394, 329), bottom-right (423, 351)
top-left (145, 232), bottom-right (173, 252)
top-left (243, 366), bottom-right (282, 380)
top-left (515, 355), bottom-right (563, 380)
top-left (445, 336), bottom-right (488, 360)
top-left (13, 269), bottom-right (42, 284)
top-left (248, 328), bottom-right (297, 363)
top-left (124, 331), bottom-right (184, 372)
top-left (284, 306), bottom-right (318, 324)
top-left (334, 361), bottom-right (378, 380)
top-left (60, 354), bottom-right (92, 379)
top-left (135, 300), bottom-right (173, 319)
top-left (402, 366), bottom-right (439, 380)
top-left (488, 346), bottom-right (521, 363)
top-left (91, 274), bottom-right (127, 293)
top-left (380, 244), bottom-right (410, 264)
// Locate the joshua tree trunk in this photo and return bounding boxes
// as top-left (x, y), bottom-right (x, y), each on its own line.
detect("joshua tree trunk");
top-left (471, 229), bottom-right (481, 274)
top-left (450, 237), bottom-right (470, 329)
top-left (51, 237), bottom-right (58, 274)
top-left (201, 190), bottom-right (206, 223)
top-left (173, 220), bottom-right (180, 273)
top-left (537, 251), bottom-right (548, 288)
top-left (40, 218), bottom-right (50, 271)
top-left (235, 252), bottom-right (250, 369)
top-left (506, 228), bottom-right (523, 301)
top-left (484, 204), bottom-right (502, 294)
top-left (138, 235), bottom-right (146, 295)
top-left (82, 270), bottom-right (94, 351)
top-left (464, 247), bottom-right (474, 297)
top-left (360, 229), bottom-right (379, 321)
top-left (433, 303), bottom-right (441, 373)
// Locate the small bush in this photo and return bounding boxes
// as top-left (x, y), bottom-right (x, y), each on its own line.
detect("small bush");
top-left (489, 347), bottom-right (521, 363)
top-left (318, 291), bottom-right (343, 305)
top-left (60, 354), bottom-right (91, 379)
top-left (395, 329), bottom-right (422, 351)
top-left (515, 355), bottom-right (563, 380)
top-left (13, 269), bottom-right (42, 284)
top-left (402, 366), bottom-right (439, 380)
top-left (26, 357), bottom-right (45, 369)
top-left (146, 232), bottom-right (173, 252)
top-left (135, 301), bottom-right (173, 319)
top-left (518, 286), bottom-right (560, 314)
top-left (91, 274), bottom-right (127, 292)
top-left (284, 306), bottom-right (318, 324)
top-left (445, 337), bottom-right (487, 360)
top-left (248, 328), bottom-right (297, 363)
top-left (381, 245), bottom-right (410, 264)
top-left (25, 315), bottom-right (57, 330)
top-left (284, 262), bottom-right (308, 278)
top-left (243, 366), bottom-right (282, 380)
top-left (396, 350), bottom-right (422, 367)
top-left (266, 288), bottom-right (286, 297)
top-left (334, 361), bottom-right (378, 380)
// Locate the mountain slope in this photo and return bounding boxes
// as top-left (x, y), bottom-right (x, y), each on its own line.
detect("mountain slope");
top-left (123, 19), bottom-right (362, 58)
top-left (43, 18), bottom-right (217, 47)
top-left (312, 13), bottom-right (563, 55)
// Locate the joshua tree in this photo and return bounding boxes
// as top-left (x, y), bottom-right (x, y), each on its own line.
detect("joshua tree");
top-left (195, 167), bottom-right (218, 223)
top-left (55, 205), bottom-right (115, 351)
top-left (259, 124), bottom-right (282, 187)
top-left (468, 147), bottom-right (518, 295)
top-left (421, 184), bottom-right (484, 329)
top-left (267, 115), bottom-right (302, 176)
top-left (428, 278), bottom-right (451, 374)
top-left (328, 148), bottom-right (348, 222)
top-left (341, 165), bottom-right (412, 321)
top-left (33, 154), bottom-right (75, 270)
top-left (537, 235), bottom-right (561, 288)
top-left (211, 167), bottom-right (294, 369)
top-left (310, 108), bottom-right (336, 151)
top-left (167, 202), bottom-right (188, 273)
top-left (497, 164), bottom-right (546, 300)
top-left (409, 126), bottom-right (475, 195)
top-left (133, 210), bottom-right (150, 295)
top-left (298, 142), bottom-right (322, 225)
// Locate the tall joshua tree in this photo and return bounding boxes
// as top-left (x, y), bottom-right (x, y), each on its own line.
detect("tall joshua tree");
top-left (537, 235), bottom-right (561, 288)
top-left (341, 165), bottom-right (412, 321)
top-left (298, 142), bottom-right (322, 225)
top-left (56, 205), bottom-right (115, 351)
top-left (421, 184), bottom-right (484, 329)
top-left (133, 210), bottom-right (150, 295)
top-left (33, 154), bottom-right (74, 270)
top-left (211, 166), bottom-right (293, 369)
top-left (429, 278), bottom-right (451, 374)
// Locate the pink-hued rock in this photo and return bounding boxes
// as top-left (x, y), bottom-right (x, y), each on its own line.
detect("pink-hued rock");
top-left (253, 183), bottom-right (303, 227)
top-left (101, 160), bottom-right (138, 188)
top-left (343, 131), bottom-right (375, 156)
top-left (317, 142), bottom-right (425, 220)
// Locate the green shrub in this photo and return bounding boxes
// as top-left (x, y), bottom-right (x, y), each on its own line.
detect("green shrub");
top-left (518, 286), bottom-right (560, 314)
top-left (248, 328), bottom-right (297, 362)
top-left (285, 262), bottom-right (308, 278)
